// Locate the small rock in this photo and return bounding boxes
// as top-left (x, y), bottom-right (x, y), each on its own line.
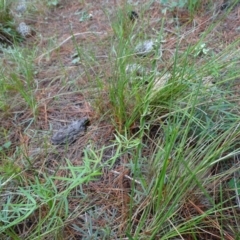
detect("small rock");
top-left (51, 117), bottom-right (89, 145)
top-left (16, 0), bottom-right (26, 14)
top-left (17, 22), bottom-right (32, 38)
top-left (134, 39), bottom-right (163, 58)
top-left (134, 40), bottom-right (155, 56)
top-left (125, 63), bottom-right (146, 76)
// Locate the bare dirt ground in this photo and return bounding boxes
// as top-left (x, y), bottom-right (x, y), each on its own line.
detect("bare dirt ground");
top-left (4, 0), bottom-right (240, 238)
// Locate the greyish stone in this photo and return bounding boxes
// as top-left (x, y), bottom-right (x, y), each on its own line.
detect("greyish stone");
top-left (16, 0), bottom-right (27, 14)
top-left (17, 22), bottom-right (32, 37)
top-left (134, 39), bottom-right (163, 58)
top-left (125, 63), bottom-right (146, 76)
top-left (134, 40), bottom-right (156, 56)
top-left (51, 117), bottom-right (89, 145)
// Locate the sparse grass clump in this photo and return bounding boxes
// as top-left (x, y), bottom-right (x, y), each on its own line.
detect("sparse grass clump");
top-left (0, 0), bottom-right (22, 45)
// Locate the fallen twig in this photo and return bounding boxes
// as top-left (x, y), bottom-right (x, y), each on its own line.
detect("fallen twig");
top-left (110, 170), bottom-right (141, 185)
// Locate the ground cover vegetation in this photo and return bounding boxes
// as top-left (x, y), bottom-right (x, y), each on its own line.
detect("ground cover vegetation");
top-left (0, 0), bottom-right (240, 239)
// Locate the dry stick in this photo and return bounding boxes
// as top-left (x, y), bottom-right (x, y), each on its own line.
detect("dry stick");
top-left (110, 170), bottom-right (141, 185)
top-left (44, 103), bottom-right (48, 127)
top-left (35, 31), bottom-right (106, 64)
top-left (168, 218), bottom-right (185, 240)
